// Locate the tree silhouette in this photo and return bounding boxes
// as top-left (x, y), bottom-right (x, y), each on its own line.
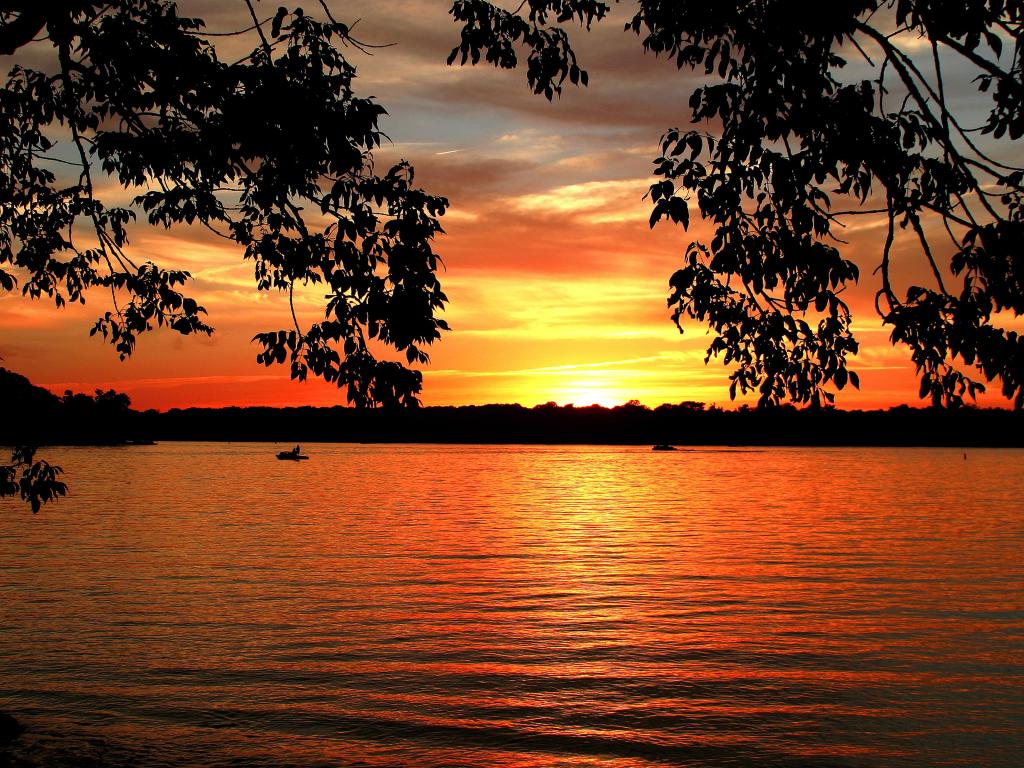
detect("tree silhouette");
top-left (449, 0), bottom-right (1024, 408)
top-left (1, 1), bottom-right (448, 509)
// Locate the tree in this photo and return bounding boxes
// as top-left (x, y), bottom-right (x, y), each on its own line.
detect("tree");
top-left (1, 1), bottom-right (450, 509)
top-left (449, 0), bottom-right (1024, 409)
top-left (0, 368), bottom-right (65, 510)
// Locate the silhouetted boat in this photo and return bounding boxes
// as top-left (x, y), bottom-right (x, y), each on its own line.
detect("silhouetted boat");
top-left (652, 444), bottom-right (677, 451)
top-left (276, 451), bottom-right (309, 461)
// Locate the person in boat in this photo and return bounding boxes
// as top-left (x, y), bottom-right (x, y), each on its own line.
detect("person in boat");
top-left (292, 444), bottom-right (301, 456)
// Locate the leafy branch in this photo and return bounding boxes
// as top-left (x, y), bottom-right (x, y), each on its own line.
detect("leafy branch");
top-left (449, 0), bottom-right (1024, 408)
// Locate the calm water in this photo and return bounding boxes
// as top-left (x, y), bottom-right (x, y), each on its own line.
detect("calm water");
top-left (1, 443), bottom-right (1022, 767)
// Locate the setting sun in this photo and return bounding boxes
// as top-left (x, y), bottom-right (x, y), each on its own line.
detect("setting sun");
top-left (552, 379), bottom-right (630, 408)
top-left (3, 3), bottom-right (1024, 768)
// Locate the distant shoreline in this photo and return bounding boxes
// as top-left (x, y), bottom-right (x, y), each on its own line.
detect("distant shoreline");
top-left (20, 439), bottom-right (1024, 448)
top-left (10, 404), bottom-right (1024, 448)
top-left (118, 402), bottom-right (1024, 447)
top-left (5, 368), bottom-right (1023, 448)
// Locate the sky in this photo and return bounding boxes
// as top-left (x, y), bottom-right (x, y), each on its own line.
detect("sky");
top-left (1, 0), bottom-right (1020, 410)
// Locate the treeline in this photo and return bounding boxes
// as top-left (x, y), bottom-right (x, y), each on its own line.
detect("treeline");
top-left (146, 401), bottom-right (1023, 447)
top-left (3, 369), bottom-right (1023, 447)
top-left (1, 368), bottom-right (140, 445)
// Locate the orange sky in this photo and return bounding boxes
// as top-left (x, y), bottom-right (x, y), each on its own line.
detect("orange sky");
top-left (1, 1), bottom-right (1020, 411)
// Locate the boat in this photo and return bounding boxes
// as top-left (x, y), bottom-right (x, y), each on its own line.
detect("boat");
top-left (652, 444), bottom-right (678, 451)
top-left (276, 451), bottom-right (309, 461)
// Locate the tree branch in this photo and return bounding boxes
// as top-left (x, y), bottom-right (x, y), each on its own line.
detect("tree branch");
top-left (0, 9), bottom-right (47, 55)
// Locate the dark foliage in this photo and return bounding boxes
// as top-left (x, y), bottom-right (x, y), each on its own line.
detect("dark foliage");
top-left (1, 2), bottom-right (450, 510)
top-left (1, 1), bottom-right (447, 408)
top-left (4, 365), bottom-right (1019, 447)
top-left (449, 0), bottom-right (1024, 409)
top-left (3, 370), bottom-right (1020, 451)
top-left (0, 366), bottom-right (149, 512)
top-left (0, 369), bottom-right (63, 513)
top-left (139, 401), bottom-right (1024, 446)
top-left (0, 367), bottom-right (142, 445)
top-left (0, 444), bottom-right (66, 513)
top-left (0, 367), bottom-right (137, 510)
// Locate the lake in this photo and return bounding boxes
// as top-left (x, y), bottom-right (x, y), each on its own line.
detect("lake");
top-left (1, 443), bottom-right (1022, 767)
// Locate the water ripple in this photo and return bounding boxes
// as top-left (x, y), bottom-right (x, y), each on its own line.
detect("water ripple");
top-left (1, 443), bottom-right (1022, 767)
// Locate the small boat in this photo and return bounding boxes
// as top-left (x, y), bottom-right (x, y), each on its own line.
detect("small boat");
top-left (276, 451), bottom-right (309, 461)
top-left (652, 444), bottom-right (678, 451)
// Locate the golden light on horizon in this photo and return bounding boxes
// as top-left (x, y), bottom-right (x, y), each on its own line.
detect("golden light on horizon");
top-left (2, 0), bottom-right (1021, 413)
top-left (549, 377), bottom-right (632, 408)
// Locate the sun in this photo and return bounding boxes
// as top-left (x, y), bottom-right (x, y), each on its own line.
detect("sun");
top-left (553, 379), bottom-right (627, 408)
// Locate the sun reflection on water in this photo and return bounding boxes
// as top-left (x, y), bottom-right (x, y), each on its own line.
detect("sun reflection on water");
top-left (1, 443), bottom-right (1022, 767)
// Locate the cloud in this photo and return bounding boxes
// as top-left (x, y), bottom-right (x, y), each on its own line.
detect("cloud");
top-left (509, 178), bottom-right (652, 218)
top-left (4, 0), bottom-right (1018, 411)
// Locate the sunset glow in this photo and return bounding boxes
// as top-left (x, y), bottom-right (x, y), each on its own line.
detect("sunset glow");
top-left (3, 5), bottom-right (1024, 768)
top-left (0, 0), bottom-right (1015, 411)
